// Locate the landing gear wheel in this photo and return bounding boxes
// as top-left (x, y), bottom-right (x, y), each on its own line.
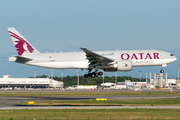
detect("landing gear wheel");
top-left (91, 72), bottom-right (99, 77)
top-left (160, 70), bottom-right (164, 73)
top-left (91, 73), bottom-right (95, 78)
top-left (95, 73), bottom-right (99, 77)
top-left (88, 73), bottom-right (92, 77)
top-left (84, 74), bottom-right (88, 78)
top-left (84, 70), bottom-right (103, 78)
top-left (98, 72), bottom-right (103, 75)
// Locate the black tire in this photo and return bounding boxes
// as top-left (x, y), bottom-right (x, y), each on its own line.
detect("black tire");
top-left (98, 72), bottom-right (103, 75)
top-left (91, 73), bottom-right (95, 78)
top-left (95, 73), bottom-right (99, 77)
top-left (160, 70), bottom-right (164, 73)
top-left (88, 73), bottom-right (92, 77)
top-left (84, 74), bottom-right (88, 78)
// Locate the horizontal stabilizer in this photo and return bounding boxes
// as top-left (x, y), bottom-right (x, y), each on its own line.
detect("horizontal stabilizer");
top-left (14, 56), bottom-right (32, 61)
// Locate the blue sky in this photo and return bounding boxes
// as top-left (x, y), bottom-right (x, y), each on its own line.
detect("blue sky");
top-left (0, 0), bottom-right (180, 79)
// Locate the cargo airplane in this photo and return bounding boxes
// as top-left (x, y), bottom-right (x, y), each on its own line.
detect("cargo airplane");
top-left (8, 28), bottom-right (177, 78)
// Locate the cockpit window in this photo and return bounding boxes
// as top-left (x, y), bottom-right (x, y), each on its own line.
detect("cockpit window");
top-left (170, 54), bottom-right (174, 56)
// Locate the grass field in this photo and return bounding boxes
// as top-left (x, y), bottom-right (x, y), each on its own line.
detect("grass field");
top-left (0, 109), bottom-right (180, 120)
top-left (21, 97), bottom-right (180, 106)
top-left (0, 90), bottom-right (179, 96)
top-left (1, 90), bottom-right (180, 119)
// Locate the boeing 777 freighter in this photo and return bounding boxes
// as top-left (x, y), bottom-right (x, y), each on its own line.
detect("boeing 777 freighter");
top-left (7, 28), bottom-right (177, 78)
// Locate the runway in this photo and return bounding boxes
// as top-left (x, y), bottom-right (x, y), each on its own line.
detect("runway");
top-left (0, 89), bottom-right (180, 109)
top-left (0, 95), bottom-right (180, 109)
top-left (1, 105), bottom-right (180, 109)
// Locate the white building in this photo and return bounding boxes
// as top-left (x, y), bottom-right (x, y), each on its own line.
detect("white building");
top-left (166, 79), bottom-right (176, 85)
top-left (0, 75), bottom-right (63, 89)
top-left (101, 82), bottom-right (115, 88)
top-left (76, 85), bottom-right (97, 90)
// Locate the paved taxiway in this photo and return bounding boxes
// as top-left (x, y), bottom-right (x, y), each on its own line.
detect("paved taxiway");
top-left (2, 106), bottom-right (180, 109)
top-left (0, 89), bottom-right (180, 109)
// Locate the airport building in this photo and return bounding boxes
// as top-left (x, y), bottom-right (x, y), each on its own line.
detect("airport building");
top-left (99, 72), bottom-right (179, 90)
top-left (76, 85), bottom-right (97, 90)
top-left (67, 85), bottom-right (97, 90)
top-left (101, 82), bottom-right (115, 88)
top-left (0, 75), bottom-right (63, 89)
top-left (100, 81), bottom-right (147, 89)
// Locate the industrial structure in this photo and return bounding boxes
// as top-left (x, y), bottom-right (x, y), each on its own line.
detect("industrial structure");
top-left (100, 72), bottom-right (180, 90)
top-left (0, 75), bottom-right (63, 90)
top-left (150, 73), bottom-right (180, 89)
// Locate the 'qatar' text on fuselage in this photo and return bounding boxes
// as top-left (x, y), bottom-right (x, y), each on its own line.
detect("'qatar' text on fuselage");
top-left (121, 53), bottom-right (159, 60)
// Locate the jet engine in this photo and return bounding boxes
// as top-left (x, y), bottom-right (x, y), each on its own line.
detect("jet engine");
top-left (108, 60), bottom-right (132, 71)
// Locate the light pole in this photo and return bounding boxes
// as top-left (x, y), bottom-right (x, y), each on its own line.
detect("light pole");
top-left (178, 65), bottom-right (180, 89)
top-left (77, 69), bottom-right (79, 86)
top-left (51, 69), bottom-right (53, 79)
top-left (34, 70), bottom-right (36, 78)
top-left (139, 71), bottom-right (142, 82)
top-left (115, 72), bottom-right (117, 84)
top-left (61, 69), bottom-right (63, 82)
top-left (132, 69), bottom-right (134, 82)
top-left (61, 69), bottom-right (64, 88)
top-left (178, 65), bottom-right (180, 80)
top-left (102, 71), bottom-right (104, 83)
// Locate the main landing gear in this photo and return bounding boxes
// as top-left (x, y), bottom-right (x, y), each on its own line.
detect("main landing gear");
top-left (84, 70), bottom-right (103, 78)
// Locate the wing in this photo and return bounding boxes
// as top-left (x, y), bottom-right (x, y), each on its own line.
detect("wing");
top-left (80, 48), bottom-right (114, 67)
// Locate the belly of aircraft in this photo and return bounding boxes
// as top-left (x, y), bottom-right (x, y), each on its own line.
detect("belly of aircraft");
top-left (26, 61), bottom-right (89, 69)
top-left (25, 58), bottom-right (172, 69)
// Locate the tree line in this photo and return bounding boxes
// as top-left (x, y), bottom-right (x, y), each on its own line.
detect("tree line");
top-left (31, 75), bottom-right (146, 88)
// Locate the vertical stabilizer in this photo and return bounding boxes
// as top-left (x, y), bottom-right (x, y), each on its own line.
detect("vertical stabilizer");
top-left (7, 28), bottom-right (40, 56)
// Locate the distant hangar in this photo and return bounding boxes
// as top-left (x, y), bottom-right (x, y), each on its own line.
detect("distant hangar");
top-left (0, 75), bottom-right (63, 89)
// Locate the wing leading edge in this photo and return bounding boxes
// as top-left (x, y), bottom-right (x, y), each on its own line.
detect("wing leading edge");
top-left (80, 48), bottom-right (114, 67)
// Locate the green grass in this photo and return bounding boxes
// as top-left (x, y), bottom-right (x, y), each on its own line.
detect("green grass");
top-left (0, 109), bottom-right (180, 120)
top-left (21, 97), bottom-right (180, 106)
top-left (0, 90), bottom-right (180, 96)
top-left (1, 91), bottom-right (180, 119)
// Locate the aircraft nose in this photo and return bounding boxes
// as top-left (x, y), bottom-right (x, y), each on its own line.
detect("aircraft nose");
top-left (172, 56), bottom-right (177, 62)
top-left (174, 56), bottom-right (177, 61)
top-left (169, 56), bottom-right (177, 63)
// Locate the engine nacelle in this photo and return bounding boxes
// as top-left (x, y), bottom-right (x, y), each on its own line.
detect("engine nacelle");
top-left (112, 60), bottom-right (132, 71)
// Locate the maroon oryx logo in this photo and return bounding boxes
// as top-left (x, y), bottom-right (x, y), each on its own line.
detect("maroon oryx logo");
top-left (9, 31), bottom-right (34, 56)
top-left (124, 63), bottom-right (128, 67)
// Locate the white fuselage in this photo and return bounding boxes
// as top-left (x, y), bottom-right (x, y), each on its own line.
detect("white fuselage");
top-left (9, 49), bottom-right (177, 70)
top-left (7, 27), bottom-right (177, 72)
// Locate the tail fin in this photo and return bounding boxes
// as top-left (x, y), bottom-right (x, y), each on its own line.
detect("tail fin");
top-left (7, 27), bottom-right (40, 56)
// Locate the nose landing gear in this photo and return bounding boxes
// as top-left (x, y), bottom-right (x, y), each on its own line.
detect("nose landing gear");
top-left (160, 65), bottom-right (166, 73)
top-left (160, 70), bottom-right (164, 73)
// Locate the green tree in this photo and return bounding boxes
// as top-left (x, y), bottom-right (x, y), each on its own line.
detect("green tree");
top-left (30, 75), bottom-right (146, 87)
